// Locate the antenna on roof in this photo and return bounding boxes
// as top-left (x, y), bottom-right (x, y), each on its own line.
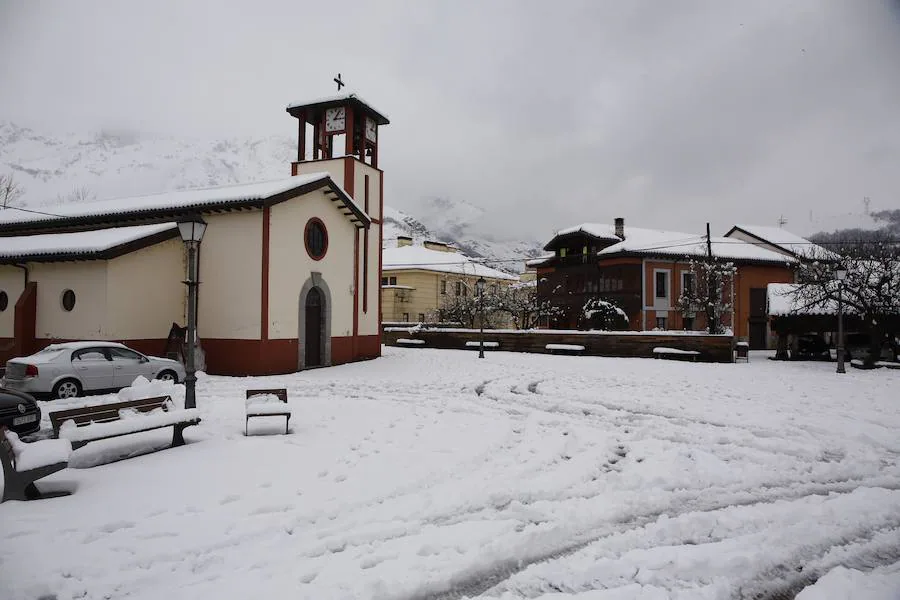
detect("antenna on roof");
top-left (863, 196), bottom-right (871, 215)
top-left (334, 73), bottom-right (345, 91)
top-left (777, 215), bottom-right (788, 228)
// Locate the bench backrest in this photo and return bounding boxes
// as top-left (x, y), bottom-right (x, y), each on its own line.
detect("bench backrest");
top-left (246, 388), bottom-right (288, 403)
top-left (49, 396), bottom-right (172, 436)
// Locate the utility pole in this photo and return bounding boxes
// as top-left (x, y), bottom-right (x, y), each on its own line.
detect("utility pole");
top-left (706, 223), bottom-right (718, 334)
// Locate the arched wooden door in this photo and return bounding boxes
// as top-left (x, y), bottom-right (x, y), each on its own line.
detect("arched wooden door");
top-left (305, 287), bottom-right (323, 367)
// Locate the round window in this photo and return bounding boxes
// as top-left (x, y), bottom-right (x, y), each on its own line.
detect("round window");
top-left (305, 218), bottom-right (328, 260)
top-left (61, 289), bottom-right (76, 312)
top-left (0, 291), bottom-right (7, 312)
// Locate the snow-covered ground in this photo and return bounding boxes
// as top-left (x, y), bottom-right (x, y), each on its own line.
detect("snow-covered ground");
top-left (2, 347), bottom-right (899, 600)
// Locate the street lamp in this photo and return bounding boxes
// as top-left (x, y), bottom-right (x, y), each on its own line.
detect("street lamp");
top-left (476, 277), bottom-right (486, 359)
top-left (177, 216), bottom-right (207, 409)
top-left (836, 267), bottom-right (847, 374)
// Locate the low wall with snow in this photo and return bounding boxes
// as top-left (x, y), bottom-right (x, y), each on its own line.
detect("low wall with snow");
top-left (383, 328), bottom-right (735, 363)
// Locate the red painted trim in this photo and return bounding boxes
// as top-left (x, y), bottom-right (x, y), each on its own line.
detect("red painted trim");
top-left (353, 231), bottom-right (360, 351)
top-left (378, 173), bottom-right (384, 339)
top-left (364, 174), bottom-right (370, 213)
top-left (369, 218), bottom-right (381, 225)
top-left (304, 217), bottom-right (329, 261)
top-left (343, 157), bottom-right (355, 197)
top-left (261, 207), bottom-right (270, 340)
top-left (363, 228), bottom-right (369, 313)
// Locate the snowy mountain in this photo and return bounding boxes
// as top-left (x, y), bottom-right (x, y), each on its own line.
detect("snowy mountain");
top-left (1, 120), bottom-right (542, 272)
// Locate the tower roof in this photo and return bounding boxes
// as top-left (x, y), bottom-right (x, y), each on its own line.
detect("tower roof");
top-left (286, 93), bottom-right (390, 125)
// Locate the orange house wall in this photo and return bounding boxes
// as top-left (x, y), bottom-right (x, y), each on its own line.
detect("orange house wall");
top-left (732, 264), bottom-right (795, 339)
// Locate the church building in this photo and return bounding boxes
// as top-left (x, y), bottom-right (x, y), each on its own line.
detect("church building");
top-left (0, 94), bottom-right (387, 376)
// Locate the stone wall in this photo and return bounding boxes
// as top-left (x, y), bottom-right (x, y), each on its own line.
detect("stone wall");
top-left (383, 328), bottom-right (735, 363)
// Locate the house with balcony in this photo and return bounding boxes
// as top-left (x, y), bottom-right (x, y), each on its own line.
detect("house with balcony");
top-left (531, 218), bottom-right (810, 348)
top-left (381, 238), bottom-right (518, 324)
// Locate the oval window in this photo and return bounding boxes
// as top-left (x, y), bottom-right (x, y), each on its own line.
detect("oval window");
top-left (305, 218), bottom-right (328, 260)
top-left (0, 291), bottom-right (7, 312)
top-left (61, 289), bottom-right (76, 312)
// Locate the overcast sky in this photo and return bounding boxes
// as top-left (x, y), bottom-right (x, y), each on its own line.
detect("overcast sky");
top-left (2, 0), bottom-right (899, 239)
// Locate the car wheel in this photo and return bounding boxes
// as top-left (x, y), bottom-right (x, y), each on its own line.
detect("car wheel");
top-left (52, 379), bottom-right (82, 400)
top-left (157, 370), bottom-right (178, 383)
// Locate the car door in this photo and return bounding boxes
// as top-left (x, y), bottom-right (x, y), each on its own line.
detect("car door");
top-left (70, 347), bottom-right (115, 391)
top-left (109, 347), bottom-right (151, 389)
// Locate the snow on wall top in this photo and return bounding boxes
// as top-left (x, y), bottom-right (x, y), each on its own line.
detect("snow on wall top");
top-left (0, 174), bottom-right (335, 226)
top-left (0, 223), bottom-right (176, 260)
top-left (731, 224), bottom-right (829, 258)
top-left (767, 283), bottom-right (839, 316)
top-left (551, 222), bottom-right (795, 263)
top-left (383, 245), bottom-right (519, 280)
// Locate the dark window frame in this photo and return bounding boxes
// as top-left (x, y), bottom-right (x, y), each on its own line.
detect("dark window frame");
top-left (304, 218), bottom-right (329, 261)
top-left (61, 289), bottom-right (76, 312)
top-left (655, 272), bottom-right (668, 299)
top-left (0, 290), bottom-right (7, 312)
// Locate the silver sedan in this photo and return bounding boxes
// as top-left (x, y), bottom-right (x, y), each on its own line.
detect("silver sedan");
top-left (2, 341), bottom-right (186, 399)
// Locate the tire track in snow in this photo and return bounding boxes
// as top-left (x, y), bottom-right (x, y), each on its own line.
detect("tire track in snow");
top-left (404, 480), bottom-right (900, 600)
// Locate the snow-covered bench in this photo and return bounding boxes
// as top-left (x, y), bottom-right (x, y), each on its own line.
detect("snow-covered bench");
top-left (245, 389), bottom-right (291, 435)
top-left (1, 426), bottom-right (72, 502)
top-left (735, 341), bottom-right (749, 363)
top-left (465, 341), bottom-right (500, 350)
top-left (653, 347), bottom-right (700, 362)
top-left (49, 396), bottom-right (201, 450)
top-left (396, 338), bottom-right (426, 346)
top-left (546, 344), bottom-right (585, 355)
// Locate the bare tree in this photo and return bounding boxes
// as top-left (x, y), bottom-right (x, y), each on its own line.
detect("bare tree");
top-left (793, 237), bottom-right (900, 366)
top-left (0, 173), bottom-right (24, 209)
top-left (56, 185), bottom-right (96, 204)
top-left (493, 282), bottom-right (563, 329)
top-left (675, 258), bottom-right (737, 334)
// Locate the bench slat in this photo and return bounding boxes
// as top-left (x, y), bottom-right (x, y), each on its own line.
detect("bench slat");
top-left (49, 396), bottom-right (171, 435)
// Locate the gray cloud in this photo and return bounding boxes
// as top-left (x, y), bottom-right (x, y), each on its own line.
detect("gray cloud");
top-left (2, 0), bottom-right (899, 239)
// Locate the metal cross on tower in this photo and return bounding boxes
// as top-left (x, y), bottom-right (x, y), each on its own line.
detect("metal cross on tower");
top-left (334, 73), bottom-right (345, 91)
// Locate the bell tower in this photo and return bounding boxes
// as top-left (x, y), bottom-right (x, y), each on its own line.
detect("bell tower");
top-left (286, 93), bottom-right (389, 169)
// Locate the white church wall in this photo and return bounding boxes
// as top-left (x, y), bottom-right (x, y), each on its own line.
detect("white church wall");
top-left (0, 266), bottom-right (25, 338)
top-left (353, 162), bottom-right (382, 221)
top-left (293, 158), bottom-right (346, 189)
top-left (359, 222), bottom-right (381, 336)
top-left (268, 189), bottom-right (356, 339)
top-left (106, 238), bottom-right (185, 340)
top-left (199, 211), bottom-right (263, 339)
top-left (31, 261), bottom-right (109, 340)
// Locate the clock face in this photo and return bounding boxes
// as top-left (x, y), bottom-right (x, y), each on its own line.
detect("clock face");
top-left (365, 117), bottom-right (377, 143)
top-left (325, 107), bottom-right (346, 133)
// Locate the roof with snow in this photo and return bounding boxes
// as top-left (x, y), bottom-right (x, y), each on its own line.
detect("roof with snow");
top-left (726, 225), bottom-right (833, 260)
top-left (0, 175), bottom-right (369, 234)
top-left (546, 223), bottom-right (796, 265)
top-left (0, 223), bottom-right (178, 263)
top-left (286, 93), bottom-right (390, 125)
top-left (767, 283), bottom-right (840, 316)
top-left (382, 245), bottom-right (518, 280)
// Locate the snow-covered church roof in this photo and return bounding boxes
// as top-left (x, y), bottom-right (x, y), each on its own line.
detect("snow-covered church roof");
top-left (726, 224), bottom-right (834, 259)
top-left (0, 174), bottom-right (368, 232)
top-left (383, 245), bottom-right (518, 280)
top-left (0, 223), bottom-right (178, 262)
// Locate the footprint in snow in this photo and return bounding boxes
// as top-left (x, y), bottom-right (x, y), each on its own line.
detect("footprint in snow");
top-left (220, 494), bottom-right (240, 505)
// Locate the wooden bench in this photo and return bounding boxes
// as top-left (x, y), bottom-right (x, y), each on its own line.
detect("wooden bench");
top-left (49, 396), bottom-right (201, 450)
top-left (653, 347), bottom-right (700, 362)
top-left (465, 341), bottom-right (500, 350)
top-left (546, 343), bottom-right (585, 355)
top-left (245, 389), bottom-right (291, 435)
top-left (1, 426), bottom-right (71, 502)
top-left (396, 338), bottom-right (425, 347)
top-left (735, 341), bottom-right (750, 363)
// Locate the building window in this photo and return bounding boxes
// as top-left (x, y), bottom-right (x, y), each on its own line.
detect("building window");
top-left (61, 289), bottom-right (76, 312)
top-left (682, 272), bottom-right (696, 296)
top-left (455, 281), bottom-right (462, 296)
top-left (655, 271), bottom-right (668, 299)
top-left (418, 313), bottom-right (425, 322)
top-left (683, 316), bottom-right (695, 331)
top-left (0, 290), bottom-right (7, 312)
top-left (389, 276), bottom-right (397, 286)
top-left (304, 218), bottom-right (328, 260)
top-left (490, 284), bottom-right (498, 295)
top-left (403, 312), bottom-right (409, 322)
top-left (381, 277), bottom-right (388, 286)
top-left (440, 280), bottom-right (447, 295)
top-left (655, 316), bottom-right (667, 330)
top-left (560, 248), bottom-right (567, 258)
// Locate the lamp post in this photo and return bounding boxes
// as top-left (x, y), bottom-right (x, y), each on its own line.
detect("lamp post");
top-left (177, 216), bottom-right (207, 409)
top-left (836, 267), bottom-right (847, 374)
top-left (476, 277), bottom-right (486, 359)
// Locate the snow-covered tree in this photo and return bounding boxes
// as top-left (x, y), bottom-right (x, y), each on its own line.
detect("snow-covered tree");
top-left (492, 282), bottom-right (563, 329)
top-left (0, 174), bottom-right (23, 209)
top-left (675, 259), bottom-right (736, 334)
top-left (793, 238), bottom-right (900, 366)
top-left (579, 297), bottom-right (628, 331)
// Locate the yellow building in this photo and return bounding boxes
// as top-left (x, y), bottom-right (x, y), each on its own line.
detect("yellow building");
top-left (381, 239), bottom-right (518, 324)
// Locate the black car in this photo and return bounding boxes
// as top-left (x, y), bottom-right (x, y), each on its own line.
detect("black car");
top-left (0, 387), bottom-right (41, 436)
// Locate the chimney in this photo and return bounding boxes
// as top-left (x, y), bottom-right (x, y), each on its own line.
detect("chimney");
top-left (614, 217), bottom-right (625, 239)
top-left (397, 236), bottom-right (412, 248)
top-left (423, 240), bottom-right (454, 253)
